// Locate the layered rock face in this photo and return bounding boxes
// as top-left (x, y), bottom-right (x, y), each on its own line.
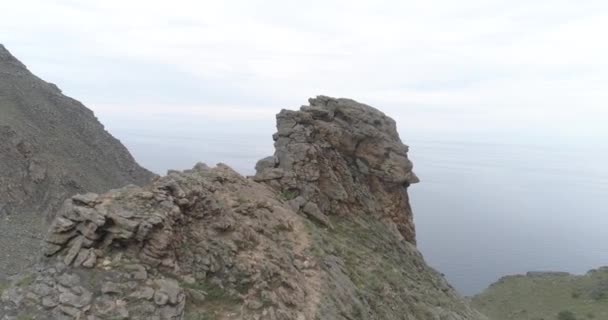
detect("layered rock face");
top-left (2, 165), bottom-right (315, 320)
top-left (0, 45), bottom-right (155, 278)
top-left (254, 96), bottom-right (419, 243)
top-left (0, 97), bottom-right (485, 320)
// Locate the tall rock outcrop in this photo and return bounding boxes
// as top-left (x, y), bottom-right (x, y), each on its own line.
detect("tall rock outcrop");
top-left (0, 97), bottom-right (486, 320)
top-left (254, 96), bottom-right (419, 243)
top-left (0, 45), bottom-right (155, 279)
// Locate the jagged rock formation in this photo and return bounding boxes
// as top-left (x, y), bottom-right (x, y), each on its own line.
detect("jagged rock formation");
top-left (254, 96), bottom-right (419, 243)
top-left (0, 97), bottom-right (486, 320)
top-left (0, 45), bottom-right (155, 279)
top-left (472, 267), bottom-right (608, 320)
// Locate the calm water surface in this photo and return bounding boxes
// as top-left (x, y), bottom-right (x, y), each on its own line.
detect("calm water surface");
top-left (410, 137), bottom-right (608, 295)
top-left (102, 114), bottom-right (608, 296)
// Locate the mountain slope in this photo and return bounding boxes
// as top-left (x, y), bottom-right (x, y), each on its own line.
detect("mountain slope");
top-left (0, 96), bottom-right (485, 319)
top-left (0, 44), bottom-right (155, 279)
top-left (472, 269), bottom-right (608, 320)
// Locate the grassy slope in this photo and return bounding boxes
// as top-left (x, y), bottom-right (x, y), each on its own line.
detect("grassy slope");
top-left (307, 215), bottom-right (484, 320)
top-left (472, 269), bottom-right (608, 320)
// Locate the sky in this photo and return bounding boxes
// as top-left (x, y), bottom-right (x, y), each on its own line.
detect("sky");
top-left (2, 1), bottom-right (608, 294)
top-left (1, 0), bottom-right (608, 140)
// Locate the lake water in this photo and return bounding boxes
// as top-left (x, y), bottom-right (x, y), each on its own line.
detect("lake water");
top-left (101, 113), bottom-right (608, 296)
top-left (410, 137), bottom-right (608, 295)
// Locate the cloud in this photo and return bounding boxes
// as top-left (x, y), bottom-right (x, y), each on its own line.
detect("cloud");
top-left (1, 0), bottom-right (607, 137)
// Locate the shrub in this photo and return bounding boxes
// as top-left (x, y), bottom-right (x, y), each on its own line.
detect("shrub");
top-left (589, 280), bottom-right (608, 301)
top-left (279, 189), bottom-right (299, 201)
top-left (557, 310), bottom-right (576, 320)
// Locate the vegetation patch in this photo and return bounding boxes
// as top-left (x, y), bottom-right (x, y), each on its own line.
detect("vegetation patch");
top-left (279, 190), bottom-right (299, 201)
top-left (304, 214), bottom-right (460, 319)
top-left (16, 274), bottom-right (35, 287)
top-left (473, 268), bottom-right (608, 320)
top-left (181, 278), bottom-right (242, 320)
top-left (182, 279), bottom-right (240, 303)
top-left (557, 310), bottom-right (577, 320)
top-left (0, 280), bottom-right (8, 294)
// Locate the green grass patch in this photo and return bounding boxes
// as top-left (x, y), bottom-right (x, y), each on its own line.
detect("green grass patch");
top-left (303, 214), bottom-right (446, 319)
top-left (473, 269), bottom-right (608, 320)
top-left (279, 190), bottom-right (299, 201)
top-left (181, 277), bottom-right (243, 320)
top-left (182, 280), bottom-right (241, 303)
top-left (16, 274), bottom-right (35, 287)
top-left (184, 312), bottom-right (217, 320)
top-left (0, 281), bottom-right (8, 294)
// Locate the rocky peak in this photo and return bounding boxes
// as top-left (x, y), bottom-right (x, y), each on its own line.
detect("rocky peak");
top-left (0, 44), bottom-right (26, 72)
top-left (255, 95), bottom-right (419, 243)
top-left (0, 96), bottom-right (485, 320)
top-left (0, 44), bottom-right (13, 60)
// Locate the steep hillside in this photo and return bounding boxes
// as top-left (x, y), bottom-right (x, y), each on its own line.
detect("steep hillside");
top-left (0, 97), bottom-right (486, 319)
top-left (0, 45), bottom-right (155, 280)
top-left (472, 268), bottom-right (608, 320)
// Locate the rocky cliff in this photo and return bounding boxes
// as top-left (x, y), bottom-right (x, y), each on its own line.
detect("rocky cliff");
top-left (0, 96), bottom-right (485, 320)
top-left (0, 45), bottom-right (155, 280)
top-left (254, 96), bottom-right (419, 243)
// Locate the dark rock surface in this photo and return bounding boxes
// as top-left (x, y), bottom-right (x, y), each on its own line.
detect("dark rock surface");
top-left (1, 95), bottom-right (485, 319)
top-left (0, 44), bottom-right (155, 280)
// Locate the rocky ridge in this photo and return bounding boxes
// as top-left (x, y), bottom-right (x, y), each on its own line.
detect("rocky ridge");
top-left (0, 44), bottom-right (155, 279)
top-left (1, 96), bottom-right (486, 319)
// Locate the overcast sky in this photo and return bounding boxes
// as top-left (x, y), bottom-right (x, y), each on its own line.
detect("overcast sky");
top-left (2, 0), bottom-right (608, 140)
